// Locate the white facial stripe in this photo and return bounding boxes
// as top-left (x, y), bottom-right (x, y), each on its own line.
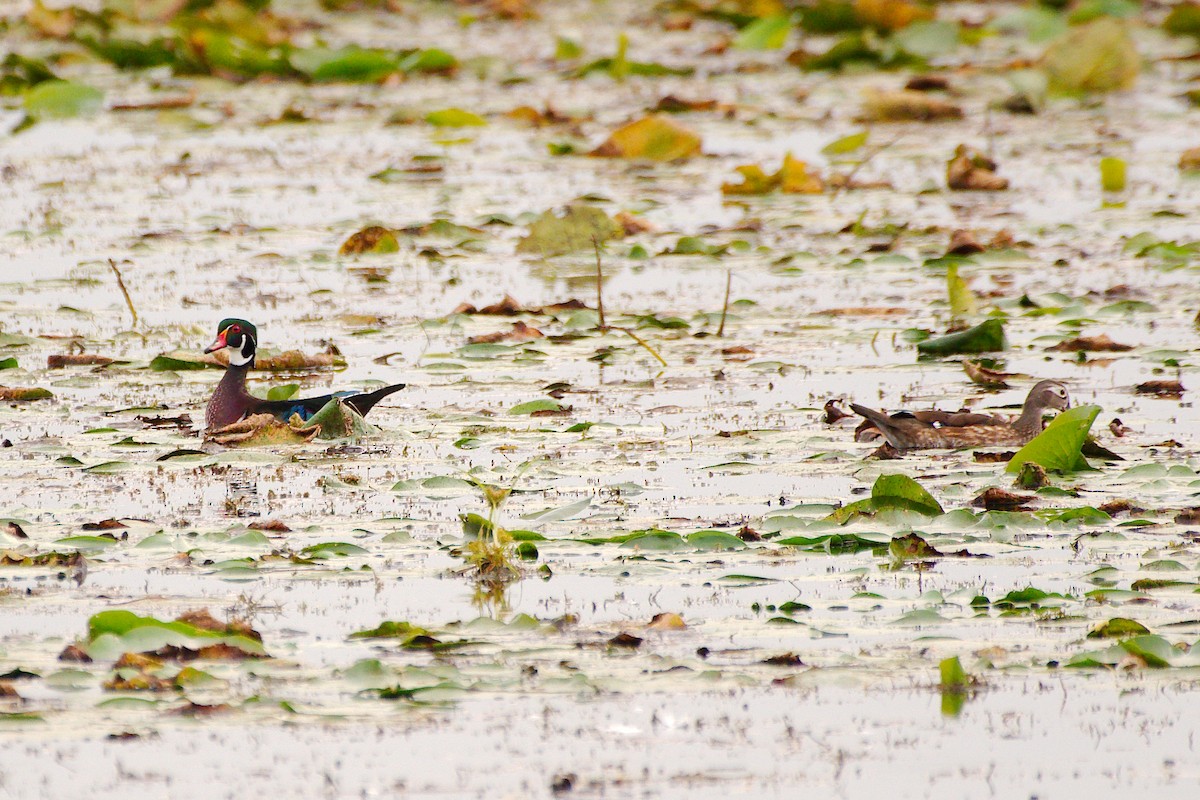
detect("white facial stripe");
top-left (227, 335), bottom-right (254, 366)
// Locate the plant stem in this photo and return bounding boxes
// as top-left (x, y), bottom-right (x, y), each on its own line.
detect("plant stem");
top-left (716, 269), bottom-right (731, 337)
top-left (108, 259), bottom-right (138, 328)
top-left (593, 236), bottom-right (606, 329)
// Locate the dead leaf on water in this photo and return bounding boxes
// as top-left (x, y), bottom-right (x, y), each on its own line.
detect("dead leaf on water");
top-left (1135, 380), bottom-right (1184, 398)
top-left (206, 413), bottom-right (320, 447)
top-left (0, 387), bottom-right (53, 401)
top-left (647, 612), bottom-right (686, 630)
top-left (468, 321), bottom-right (545, 344)
top-left (860, 89), bottom-right (963, 122)
top-left (947, 145), bottom-right (1008, 191)
top-left (1048, 335), bottom-right (1133, 352)
top-left (722, 153), bottom-right (824, 195)
top-left (1042, 17), bottom-right (1139, 95)
top-left (516, 205), bottom-right (623, 257)
top-left (339, 225), bottom-right (400, 255)
top-left (590, 115), bottom-right (702, 161)
top-left (47, 354), bottom-right (114, 368)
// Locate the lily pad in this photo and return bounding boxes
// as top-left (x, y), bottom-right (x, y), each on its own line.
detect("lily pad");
top-left (917, 319), bottom-right (1006, 356)
top-left (1006, 405), bottom-right (1100, 474)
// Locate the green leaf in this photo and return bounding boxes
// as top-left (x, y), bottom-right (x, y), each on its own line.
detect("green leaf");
top-left (685, 530), bottom-right (747, 551)
top-left (619, 530), bottom-right (685, 551)
top-left (425, 108), bottom-right (487, 127)
top-left (508, 399), bottom-right (564, 415)
top-left (947, 264), bottom-right (978, 318)
top-left (149, 352), bottom-right (216, 371)
top-left (293, 47), bottom-right (399, 82)
top-left (917, 319), bottom-right (1006, 356)
top-left (86, 610), bottom-right (265, 656)
top-left (1100, 156), bottom-right (1126, 192)
top-left (892, 20), bottom-right (961, 59)
top-left (1165, 3), bottom-right (1200, 38)
top-left (266, 384), bottom-right (299, 401)
top-left (0, 358), bottom-right (17, 370)
top-left (828, 474), bottom-right (943, 523)
top-left (397, 48), bottom-right (457, 74)
top-left (1043, 17), bottom-right (1139, 95)
top-left (734, 15), bottom-right (793, 50)
top-left (821, 131), bottom-right (868, 156)
top-left (1087, 618), bottom-right (1150, 639)
top-left (1006, 405), bottom-right (1100, 474)
top-left (515, 204), bottom-right (623, 258)
top-left (939, 655), bottom-right (968, 691)
top-left (300, 541), bottom-right (368, 558)
top-left (775, 533), bottom-right (887, 553)
top-left (555, 37), bottom-right (583, 60)
top-left (24, 80), bottom-right (103, 119)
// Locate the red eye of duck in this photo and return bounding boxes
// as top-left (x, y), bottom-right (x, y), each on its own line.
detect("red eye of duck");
top-left (230, 325), bottom-right (241, 334)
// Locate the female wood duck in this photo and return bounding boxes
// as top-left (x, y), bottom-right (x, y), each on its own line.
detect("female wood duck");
top-left (204, 318), bottom-right (406, 430)
top-left (850, 380), bottom-right (1070, 450)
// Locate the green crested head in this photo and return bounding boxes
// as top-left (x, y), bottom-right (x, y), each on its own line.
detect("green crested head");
top-left (205, 318), bottom-right (259, 366)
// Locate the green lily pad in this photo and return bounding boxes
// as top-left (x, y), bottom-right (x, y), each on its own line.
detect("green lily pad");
top-left (917, 319), bottom-right (1006, 356)
top-left (829, 474), bottom-right (944, 523)
top-left (515, 204), bottom-right (623, 258)
top-left (24, 80), bottom-right (103, 119)
top-left (1006, 405), bottom-right (1100, 474)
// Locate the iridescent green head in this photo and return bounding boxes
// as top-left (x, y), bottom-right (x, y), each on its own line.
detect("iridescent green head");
top-left (204, 318), bottom-right (258, 366)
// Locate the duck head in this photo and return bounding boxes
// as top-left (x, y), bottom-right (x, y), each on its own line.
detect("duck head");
top-left (1028, 379), bottom-right (1070, 412)
top-left (205, 318), bottom-right (258, 367)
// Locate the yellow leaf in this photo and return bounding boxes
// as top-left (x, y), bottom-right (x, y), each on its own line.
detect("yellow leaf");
top-left (854, 0), bottom-right (932, 31)
top-left (778, 154), bottom-right (824, 194)
top-left (590, 115), bottom-right (702, 161)
top-left (721, 165), bottom-right (779, 195)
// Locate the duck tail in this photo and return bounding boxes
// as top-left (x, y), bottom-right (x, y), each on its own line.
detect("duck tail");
top-left (849, 403), bottom-right (890, 428)
top-left (346, 383), bottom-right (406, 416)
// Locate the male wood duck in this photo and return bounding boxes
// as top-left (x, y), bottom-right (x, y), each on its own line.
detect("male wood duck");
top-left (850, 380), bottom-right (1070, 450)
top-left (204, 318), bottom-right (405, 430)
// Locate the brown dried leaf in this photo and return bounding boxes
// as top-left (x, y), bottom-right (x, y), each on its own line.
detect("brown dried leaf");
top-left (1048, 334), bottom-right (1133, 352)
top-left (58, 644), bottom-right (92, 663)
top-left (762, 652), bottom-right (804, 666)
top-left (170, 701), bottom-right (233, 717)
top-left (1181, 147), bottom-right (1200, 172)
top-left (1135, 380), bottom-right (1184, 398)
top-left (467, 321), bottom-right (545, 344)
top-left (81, 518), bottom-right (126, 531)
top-left (861, 89), bottom-right (963, 122)
top-left (47, 354), bottom-right (114, 368)
top-left (947, 229), bottom-right (985, 256)
top-left (905, 74), bottom-right (952, 92)
top-left (249, 519), bottom-right (291, 533)
top-left (973, 451), bottom-right (1014, 464)
top-left (971, 487), bottom-right (1034, 511)
top-left (615, 211), bottom-right (654, 235)
top-left (0, 387), bottom-right (53, 401)
top-left (339, 226), bottom-right (399, 256)
top-left (737, 526), bottom-right (763, 542)
top-left (1175, 507), bottom-right (1200, 525)
top-left (607, 632), bottom-right (644, 648)
top-left (206, 413), bottom-right (320, 447)
top-left (947, 145), bottom-right (1008, 190)
top-left (653, 95), bottom-right (718, 113)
